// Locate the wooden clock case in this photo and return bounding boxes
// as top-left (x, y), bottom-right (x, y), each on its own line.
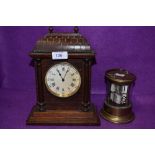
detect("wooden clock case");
top-left (27, 27), bottom-right (100, 125)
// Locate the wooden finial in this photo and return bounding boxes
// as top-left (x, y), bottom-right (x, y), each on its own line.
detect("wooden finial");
top-left (74, 26), bottom-right (79, 33)
top-left (48, 26), bottom-right (54, 34)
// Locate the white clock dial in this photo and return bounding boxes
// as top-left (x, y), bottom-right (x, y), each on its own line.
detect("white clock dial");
top-left (45, 62), bottom-right (81, 98)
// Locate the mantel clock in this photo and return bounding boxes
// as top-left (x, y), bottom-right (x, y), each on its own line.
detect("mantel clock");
top-left (27, 27), bottom-right (100, 125)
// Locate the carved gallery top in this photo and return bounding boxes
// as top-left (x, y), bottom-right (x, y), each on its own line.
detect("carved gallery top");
top-left (32, 26), bottom-right (92, 53)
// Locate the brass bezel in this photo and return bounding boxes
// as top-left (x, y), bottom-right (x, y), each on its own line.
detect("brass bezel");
top-left (45, 62), bottom-right (81, 98)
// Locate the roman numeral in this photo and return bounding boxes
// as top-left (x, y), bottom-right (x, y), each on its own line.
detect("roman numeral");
top-left (52, 83), bottom-right (55, 87)
top-left (71, 83), bottom-right (75, 87)
top-left (62, 67), bottom-right (65, 71)
top-left (56, 86), bottom-right (59, 90)
top-left (48, 78), bottom-right (54, 81)
top-left (72, 78), bottom-right (76, 82)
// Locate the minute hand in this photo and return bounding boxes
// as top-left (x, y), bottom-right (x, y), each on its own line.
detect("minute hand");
top-left (63, 68), bottom-right (70, 80)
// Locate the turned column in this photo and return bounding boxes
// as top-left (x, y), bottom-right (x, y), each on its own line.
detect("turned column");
top-left (81, 58), bottom-right (91, 112)
top-left (35, 58), bottom-right (45, 111)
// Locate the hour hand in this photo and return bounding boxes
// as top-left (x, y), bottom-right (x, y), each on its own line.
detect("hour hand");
top-left (56, 69), bottom-right (63, 79)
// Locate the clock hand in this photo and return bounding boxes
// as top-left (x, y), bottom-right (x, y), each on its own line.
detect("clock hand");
top-left (56, 69), bottom-right (64, 81)
top-left (63, 67), bottom-right (70, 81)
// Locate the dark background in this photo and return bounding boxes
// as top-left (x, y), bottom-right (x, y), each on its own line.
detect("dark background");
top-left (0, 26), bottom-right (155, 128)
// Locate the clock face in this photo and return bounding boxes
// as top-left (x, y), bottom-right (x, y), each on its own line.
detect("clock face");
top-left (45, 62), bottom-right (81, 98)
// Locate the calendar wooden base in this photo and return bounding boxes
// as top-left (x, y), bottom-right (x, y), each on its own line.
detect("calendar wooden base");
top-left (27, 104), bottom-right (100, 125)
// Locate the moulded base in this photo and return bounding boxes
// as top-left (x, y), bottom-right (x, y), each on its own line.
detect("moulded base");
top-left (26, 105), bottom-right (100, 126)
top-left (100, 102), bottom-right (135, 124)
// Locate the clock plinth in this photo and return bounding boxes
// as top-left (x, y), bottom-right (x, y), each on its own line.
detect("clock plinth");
top-left (27, 104), bottom-right (100, 125)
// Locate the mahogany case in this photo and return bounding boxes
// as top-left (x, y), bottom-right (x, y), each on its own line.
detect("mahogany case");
top-left (27, 27), bottom-right (100, 125)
